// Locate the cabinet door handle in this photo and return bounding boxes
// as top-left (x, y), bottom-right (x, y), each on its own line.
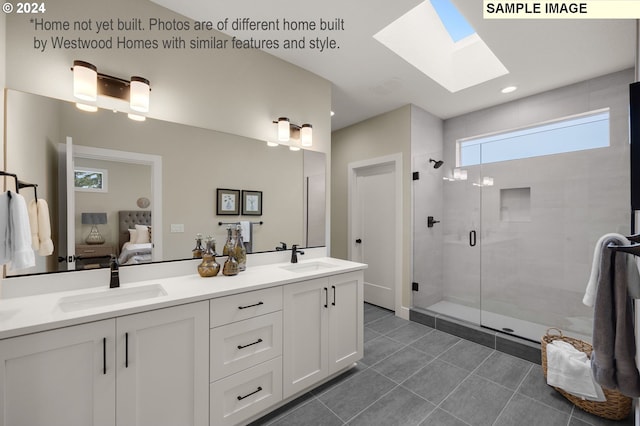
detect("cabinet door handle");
top-left (238, 301), bottom-right (264, 310)
top-left (469, 230), bottom-right (477, 247)
top-left (237, 338), bottom-right (263, 350)
top-left (102, 337), bottom-right (107, 375)
top-left (324, 287), bottom-right (328, 308)
top-left (332, 285), bottom-right (336, 306)
top-left (125, 332), bottom-right (129, 368)
top-left (237, 386), bottom-right (263, 401)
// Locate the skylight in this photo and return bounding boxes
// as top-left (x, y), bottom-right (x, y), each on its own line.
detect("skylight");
top-left (430, 0), bottom-right (475, 42)
top-left (373, 1), bottom-right (509, 93)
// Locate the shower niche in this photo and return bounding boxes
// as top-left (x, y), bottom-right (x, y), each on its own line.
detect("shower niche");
top-left (500, 187), bottom-right (530, 222)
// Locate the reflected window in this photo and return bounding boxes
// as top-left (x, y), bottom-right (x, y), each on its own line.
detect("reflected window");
top-left (74, 167), bottom-right (108, 192)
top-left (458, 109), bottom-right (610, 166)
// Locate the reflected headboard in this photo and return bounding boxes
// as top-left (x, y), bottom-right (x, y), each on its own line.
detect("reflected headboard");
top-left (118, 210), bottom-right (151, 249)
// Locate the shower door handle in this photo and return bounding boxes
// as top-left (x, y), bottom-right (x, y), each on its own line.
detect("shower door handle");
top-left (469, 230), bottom-right (477, 247)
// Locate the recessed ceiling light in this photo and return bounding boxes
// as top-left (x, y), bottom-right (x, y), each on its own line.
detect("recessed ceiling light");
top-left (330, 111), bottom-right (335, 117)
top-left (501, 86), bottom-right (517, 94)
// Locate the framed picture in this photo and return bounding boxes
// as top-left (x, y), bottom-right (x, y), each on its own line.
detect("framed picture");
top-left (242, 190), bottom-right (263, 216)
top-left (216, 188), bottom-right (240, 215)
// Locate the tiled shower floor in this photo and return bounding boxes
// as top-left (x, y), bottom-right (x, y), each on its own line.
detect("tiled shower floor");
top-left (250, 303), bottom-right (633, 426)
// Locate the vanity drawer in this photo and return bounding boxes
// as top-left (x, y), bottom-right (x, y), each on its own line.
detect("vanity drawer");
top-left (210, 286), bottom-right (282, 327)
top-left (210, 357), bottom-right (282, 426)
top-left (210, 311), bottom-right (282, 381)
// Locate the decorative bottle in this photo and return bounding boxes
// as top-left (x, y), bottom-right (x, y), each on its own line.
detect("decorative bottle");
top-left (223, 225), bottom-right (234, 256)
top-left (235, 225), bottom-right (247, 271)
top-left (197, 236), bottom-right (220, 277)
top-left (192, 233), bottom-right (204, 258)
top-left (222, 250), bottom-right (239, 276)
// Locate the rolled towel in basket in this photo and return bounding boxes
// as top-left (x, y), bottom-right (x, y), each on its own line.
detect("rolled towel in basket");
top-left (547, 340), bottom-right (605, 402)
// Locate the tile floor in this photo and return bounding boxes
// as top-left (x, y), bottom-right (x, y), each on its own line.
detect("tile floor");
top-left (250, 303), bottom-right (634, 426)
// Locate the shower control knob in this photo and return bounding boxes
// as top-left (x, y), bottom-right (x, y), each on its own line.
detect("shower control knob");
top-left (355, 239), bottom-right (362, 244)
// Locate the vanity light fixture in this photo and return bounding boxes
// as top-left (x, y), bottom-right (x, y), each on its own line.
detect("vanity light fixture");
top-left (300, 124), bottom-right (313, 147)
top-left (129, 76), bottom-right (150, 113)
top-left (73, 60), bottom-right (98, 101)
top-left (273, 117), bottom-right (313, 147)
top-left (71, 60), bottom-right (151, 120)
top-left (277, 117), bottom-right (291, 141)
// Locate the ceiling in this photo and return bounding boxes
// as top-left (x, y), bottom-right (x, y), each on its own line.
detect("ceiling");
top-left (151, 0), bottom-right (636, 130)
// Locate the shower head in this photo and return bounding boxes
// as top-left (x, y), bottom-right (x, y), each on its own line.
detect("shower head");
top-left (429, 158), bottom-right (444, 169)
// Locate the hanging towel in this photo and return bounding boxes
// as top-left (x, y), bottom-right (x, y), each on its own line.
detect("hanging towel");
top-left (240, 221), bottom-right (251, 243)
top-left (583, 233), bottom-right (628, 307)
top-left (546, 340), bottom-right (605, 401)
top-left (591, 236), bottom-right (640, 397)
top-left (8, 191), bottom-right (35, 271)
top-left (0, 193), bottom-right (10, 265)
top-left (36, 199), bottom-right (54, 256)
top-left (27, 199), bottom-right (40, 251)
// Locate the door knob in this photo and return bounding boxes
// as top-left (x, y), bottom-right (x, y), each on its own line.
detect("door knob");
top-left (355, 239), bottom-right (362, 244)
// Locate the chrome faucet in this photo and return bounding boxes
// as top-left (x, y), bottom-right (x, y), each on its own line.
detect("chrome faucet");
top-left (109, 256), bottom-right (120, 288)
top-left (291, 245), bottom-right (305, 263)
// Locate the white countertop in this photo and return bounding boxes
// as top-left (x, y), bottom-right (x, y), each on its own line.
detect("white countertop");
top-left (0, 257), bottom-right (366, 340)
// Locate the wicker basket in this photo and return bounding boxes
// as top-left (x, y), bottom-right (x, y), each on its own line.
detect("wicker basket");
top-left (541, 328), bottom-right (632, 421)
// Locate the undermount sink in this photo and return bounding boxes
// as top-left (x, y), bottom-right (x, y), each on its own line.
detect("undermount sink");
top-left (57, 284), bottom-right (167, 313)
top-left (280, 261), bottom-right (336, 273)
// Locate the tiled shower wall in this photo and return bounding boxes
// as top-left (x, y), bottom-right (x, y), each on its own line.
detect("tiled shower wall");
top-left (412, 68), bottom-right (633, 339)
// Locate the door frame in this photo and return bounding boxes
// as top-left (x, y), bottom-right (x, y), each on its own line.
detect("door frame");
top-left (61, 143), bottom-right (163, 261)
top-left (347, 153), bottom-right (403, 316)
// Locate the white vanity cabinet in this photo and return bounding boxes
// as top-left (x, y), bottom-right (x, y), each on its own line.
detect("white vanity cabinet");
top-left (116, 301), bottom-right (209, 426)
top-left (0, 320), bottom-right (116, 426)
top-left (209, 287), bottom-right (284, 426)
top-left (282, 271), bottom-right (363, 399)
top-left (0, 301), bottom-right (209, 426)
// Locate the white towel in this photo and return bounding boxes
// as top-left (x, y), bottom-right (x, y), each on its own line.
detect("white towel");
top-left (0, 193), bottom-right (9, 264)
top-left (583, 233), bottom-right (629, 307)
top-left (546, 340), bottom-right (605, 401)
top-left (8, 191), bottom-right (35, 271)
top-left (36, 199), bottom-right (54, 256)
top-left (27, 199), bottom-right (40, 251)
top-left (240, 221), bottom-right (251, 243)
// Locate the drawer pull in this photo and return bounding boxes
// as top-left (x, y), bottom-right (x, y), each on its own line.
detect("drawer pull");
top-left (237, 386), bottom-right (262, 401)
top-left (237, 338), bottom-right (263, 350)
top-left (238, 301), bottom-right (264, 310)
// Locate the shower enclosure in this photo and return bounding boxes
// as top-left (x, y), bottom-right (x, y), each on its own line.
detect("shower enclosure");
top-left (412, 103), bottom-right (631, 343)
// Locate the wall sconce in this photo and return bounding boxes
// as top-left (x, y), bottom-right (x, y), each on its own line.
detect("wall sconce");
top-left (273, 117), bottom-right (313, 147)
top-left (71, 60), bottom-right (150, 120)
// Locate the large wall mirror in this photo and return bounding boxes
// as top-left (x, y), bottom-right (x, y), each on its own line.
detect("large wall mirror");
top-left (4, 89), bottom-right (326, 277)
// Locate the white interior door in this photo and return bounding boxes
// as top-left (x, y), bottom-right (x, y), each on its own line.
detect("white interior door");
top-left (352, 163), bottom-right (396, 310)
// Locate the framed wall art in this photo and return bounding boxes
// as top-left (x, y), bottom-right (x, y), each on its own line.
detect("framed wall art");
top-left (242, 190), bottom-right (263, 216)
top-left (216, 188), bottom-right (240, 215)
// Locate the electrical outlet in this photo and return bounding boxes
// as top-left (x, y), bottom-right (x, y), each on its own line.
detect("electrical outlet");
top-left (170, 224), bottom-right (184, 233)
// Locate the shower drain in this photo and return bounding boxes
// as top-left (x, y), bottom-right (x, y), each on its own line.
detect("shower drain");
top-left (502, 327), bottom-right (515, 333)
